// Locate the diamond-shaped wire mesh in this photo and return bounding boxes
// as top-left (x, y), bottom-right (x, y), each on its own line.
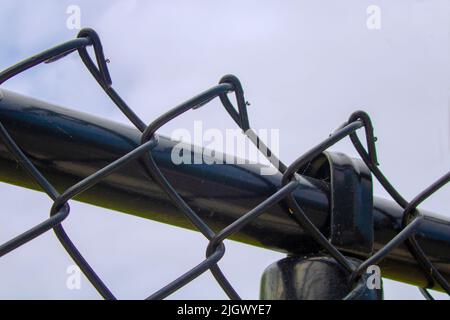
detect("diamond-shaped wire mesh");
top-left (0, 29), bottom-right (448, 300)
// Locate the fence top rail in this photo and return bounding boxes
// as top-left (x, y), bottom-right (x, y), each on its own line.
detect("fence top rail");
top-left (0, 88), bottom-right (449, 292)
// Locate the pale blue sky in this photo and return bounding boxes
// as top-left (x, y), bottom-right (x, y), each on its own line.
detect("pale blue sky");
top-left (0, 0), bottom-right (449, 299)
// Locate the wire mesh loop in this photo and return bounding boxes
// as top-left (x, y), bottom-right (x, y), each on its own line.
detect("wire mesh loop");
top-left (0, 28), bottom-right (449, 300)
top-left (77, 28), bottom-right (112, 88)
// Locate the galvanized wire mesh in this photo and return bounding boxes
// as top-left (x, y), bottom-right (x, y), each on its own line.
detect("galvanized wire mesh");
top-left (0, 28), bottom-right (448, 300)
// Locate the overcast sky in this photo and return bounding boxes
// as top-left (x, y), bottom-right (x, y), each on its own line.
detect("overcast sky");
top-left (0, 0), bottom-right (449, 299)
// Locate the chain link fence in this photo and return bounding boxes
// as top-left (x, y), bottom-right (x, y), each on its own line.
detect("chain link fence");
top-left (0, 29), bottom-right (448, 300)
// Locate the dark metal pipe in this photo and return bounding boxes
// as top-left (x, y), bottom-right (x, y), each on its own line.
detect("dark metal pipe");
top-left (0, 89), bottom-right (448, 290)
top-left (260, 255), bottom-right (383, 300)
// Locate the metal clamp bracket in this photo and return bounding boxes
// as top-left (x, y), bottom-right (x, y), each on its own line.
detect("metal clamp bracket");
top-left (299, 151), bottom-right (373, 256)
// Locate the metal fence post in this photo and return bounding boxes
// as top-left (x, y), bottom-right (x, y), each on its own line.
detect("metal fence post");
top-left (260, 255), bottom-right (383, 300)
